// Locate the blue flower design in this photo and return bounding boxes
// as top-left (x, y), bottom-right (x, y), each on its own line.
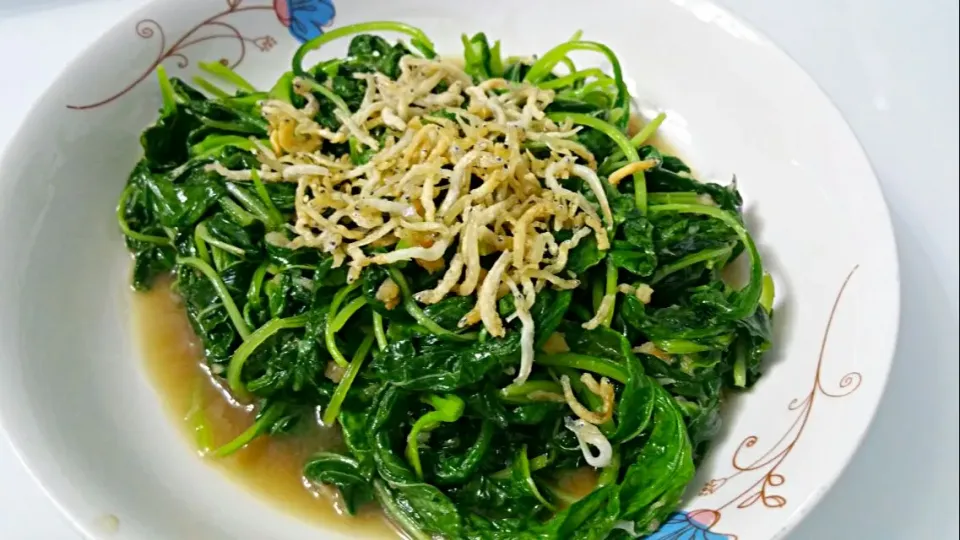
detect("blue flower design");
top-left (646, 511), bottom-right (732, 540)
top-left (274, 0), bottom-right (336, 43)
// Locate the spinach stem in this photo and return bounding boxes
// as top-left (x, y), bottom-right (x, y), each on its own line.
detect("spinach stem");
top-left (545, 112), bottom-right (647, 214)
top-left (250, 169), bottom-right (284, 229)
top-left (156, 65), bottom-right (176, 115)
top-left (558, 55), bottom-right (577, 74)
top-left (525, 41), bottom-right (629, 123)
top-left (536, 68), bottom-right (611, 90)
top-left (198, 117), bottom-right (265, 134)
top-left (322, 334), bottom-right (375, 426)
top-left (178, 257), bottom-right (251, 340)
top-left (331, 296), bottom-right (367, 332)
top-left (191, 75), bottom-right (230, 98)
top-left (292, 22), bottom-right (436, 77)
top-left (373, 312), bottom-right (388, 351)
top-left (211, 404), bottom-right (285, 458)
top-left (732, 338), bottom-right (748, 388)
top-left (196, 222), bottom-right (246, 257)
top-left (651, 244), bottom-right (734, 284)
top-left (499, 380), bottom-right (564, 404)
top-left (760, 273), bottom-right (775, 313)
top-left (199, 60), bottom-right (257, 92)
top-left (386, 267), bottom-right (476, 342)
top-left (116, 185), bottom-right (170, 245)
top-left (630, 112), bottom-right (666, 147)
top-left (326, 281), bottom-right (362, 367)
top-left (596, 446), bottom-right (621, 488)
top-left (602, 259), bottom-right (618, 327)
top-left (649, 203), bottom-right (763, 319)
top-left (298, 78), bottom-right (351, 113)
top-left (537, 353), bottom-right (628, 383)
top-left (219, 197), bottom-right (257, 227)
top-left (405, 394), bottom-right (464, 479)
top-left (225, 183), bottom-right (273, 225)
top-left (647, 192), bottom-right (703, 205)
top-left (226, 314), bottom-right (309, 393)
top-left (245, 262), bottom-right (270, 309)
top-left (193, 223), bottom-right (212, 264)
top-left (516, 445), bottom-right (556, 511)
top-left (190, 134), bottom-right (259, 159)
top-left (603, 112), bottom-right (668, 167)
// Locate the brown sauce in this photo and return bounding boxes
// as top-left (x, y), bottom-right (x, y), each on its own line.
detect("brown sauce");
top-left (132, 114), bottom-right (677, 536)
top-left (133, 276), bottom-right (395, 537)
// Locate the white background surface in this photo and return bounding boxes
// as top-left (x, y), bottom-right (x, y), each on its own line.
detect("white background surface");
top-left (0, 0), bottom-right (956, 539)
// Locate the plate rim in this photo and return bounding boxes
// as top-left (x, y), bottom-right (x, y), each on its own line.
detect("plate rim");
top-left (0, 0), bottom-right (901, 538)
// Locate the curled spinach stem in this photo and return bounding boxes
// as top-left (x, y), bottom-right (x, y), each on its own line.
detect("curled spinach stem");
top-left (525, 41), bottom-right (629, 123)
top-left (406, 394), bottom-right (465, 478)
top-left (178, 257), bottom-right (251, 340)
top-left (292, 21), bottom-right (436, 77)
top-left (651, 244), bottom-right (734, 284)
top-left (245, 261), bottom-right (270, 309)
top-left (198, 60), bottom-right (257, 93)
top-left (545, 112), bottom-right (647, 214)
top-left (386, 266), bottom-right (477, 342)
top-left (517, 445), bottom-right (556, 511)
top-left (326, 281), bottom-right (363, 367)
top-left (373, 312), bottom-right (388, 351)
top-left (211, 403), bottom-right (285, 458)
top-left (226, 314), bottom-right (309, 393)
top-left (322, 333), bottom-right (375, 426)
top-left (537, 68), bottom-right (612, 90)
top-left (297, 77), bottom-right (351, 113)
top-left (558, 55), bottom-right (577, 74)
top-left (537, 353), bottom-right (628, 383)
top-left (331, 296), bottom-right (367, 332)
top-left (649, 203), bottom-right (763, 319)
top-left (117, 185), bottom-right (170, 245)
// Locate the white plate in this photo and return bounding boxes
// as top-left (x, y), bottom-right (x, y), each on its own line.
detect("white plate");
top-left (0, 0), bottom-right (899, 538)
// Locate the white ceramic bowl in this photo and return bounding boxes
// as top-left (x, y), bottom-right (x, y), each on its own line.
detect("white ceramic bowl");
top-left (0, 0), bottom-right (899, 539)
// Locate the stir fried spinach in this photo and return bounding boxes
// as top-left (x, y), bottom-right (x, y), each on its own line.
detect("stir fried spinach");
top-left (119, 22), bottom-right (774, 539)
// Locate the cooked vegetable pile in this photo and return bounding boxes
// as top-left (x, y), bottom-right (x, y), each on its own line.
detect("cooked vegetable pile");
top-left (120, 21), bottom-right (775, 539)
